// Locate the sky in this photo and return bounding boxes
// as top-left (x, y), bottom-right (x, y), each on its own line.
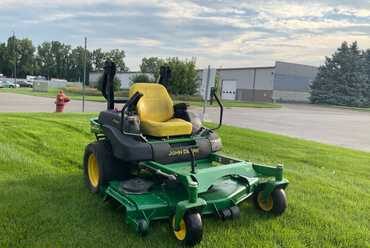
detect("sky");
top-left (0, 0), bottom-right (370, 71)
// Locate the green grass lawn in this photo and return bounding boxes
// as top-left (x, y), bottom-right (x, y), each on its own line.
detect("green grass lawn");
top-left (0, 87), bottom-right (281, 108)
top-left (0, 113), bottom-right (369, 247)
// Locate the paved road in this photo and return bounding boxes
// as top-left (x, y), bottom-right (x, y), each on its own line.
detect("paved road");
top-left (1, 92), bottom-right (369, 152)
top-left (0, 93), bottom-right (106, 112)
top-left (203, 104), bottom-right (370, 152)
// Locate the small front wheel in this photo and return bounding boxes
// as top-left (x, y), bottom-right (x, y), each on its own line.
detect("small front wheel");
top-left (172, 213), bottom-right (203, 246)
top-left (255, 188), bottom-right (287, 215)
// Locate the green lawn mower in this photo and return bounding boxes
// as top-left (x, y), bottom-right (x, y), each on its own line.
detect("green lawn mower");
top-left (83, 61), bottom-right (289, 246)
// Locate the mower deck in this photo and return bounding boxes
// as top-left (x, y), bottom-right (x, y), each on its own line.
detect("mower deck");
top-left (103, 153), bottom-right (288, 234)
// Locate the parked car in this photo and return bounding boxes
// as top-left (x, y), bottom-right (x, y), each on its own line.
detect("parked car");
top-left (17, 80), bottom-right (33, 88)
top-left (0, 81), bottom-right (20, 88)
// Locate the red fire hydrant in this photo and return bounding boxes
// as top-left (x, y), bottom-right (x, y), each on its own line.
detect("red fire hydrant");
top-left (55, 90), bottom-right (70, 112)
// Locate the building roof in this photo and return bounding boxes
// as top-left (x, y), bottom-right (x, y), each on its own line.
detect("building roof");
top-left (90, 71), bottom-right (145, 74)
top-left (275, 61), bottom-right (318, 69)
top-left (217, 66), bottom-right (275, 71)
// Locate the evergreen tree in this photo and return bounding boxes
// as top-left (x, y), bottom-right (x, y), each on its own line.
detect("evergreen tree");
top-left (362, 49), bottom-right (370, 101)
top-left (310, 41), bottom-right (369, 107)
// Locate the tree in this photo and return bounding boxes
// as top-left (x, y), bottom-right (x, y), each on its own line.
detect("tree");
top-left (130, 74), bottom-right (152, 83)
top-left (0, 36), bottom-right (129, 83)
top-left (0, 37), bottom-right (37, 78)
top-left (140, 57), bottom-right (199, 95)
top-left (91, 48), bottom-right (105, 71)
top-left (4, 36), bottom-right (19, 77)
top-left (50, 41), bottom-right (71, 79)
top-left (363, 49), bottom-right (370, 100)
top-left (69, 46), bottom-right (92, 83)
top-left (97, 75), bottom-right (121, 91)
top-left (36, 42), bottom-right (53, 78)
top-left (0, 42), bottom-right (8, 75)
top-left (140, 57), bottom-right (164, 80)
top-left (105, 49), bottom-right (128, 72)
top-left (164, 57), bottom-right (199, 95)
top-left (36, 41), bottom-right (72, 80)
top-left (16, 38), bottom-right (36, 78)
top-left (310, 41), bottom-right (369, 107)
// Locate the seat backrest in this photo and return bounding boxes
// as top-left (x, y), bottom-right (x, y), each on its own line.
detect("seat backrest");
top-left (129, 83), bottom-right (174, 122)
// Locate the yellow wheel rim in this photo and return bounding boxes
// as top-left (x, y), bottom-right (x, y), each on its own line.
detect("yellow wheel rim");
top-left (172, 217), bottom-right (187, 241)
top-left (257, 191), bottom-right (273, 211)
top-left (88, 153), bottom-right (99, 188)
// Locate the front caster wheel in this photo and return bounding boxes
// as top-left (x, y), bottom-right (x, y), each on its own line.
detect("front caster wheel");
top-left (220, 206), bottom-right (240, 220)
top-left (171, 213), bottom-right (203, 246)
top-left (255, 188), bottom-right (287, 215)
top-left (137, 219), bottom-right (149, 236)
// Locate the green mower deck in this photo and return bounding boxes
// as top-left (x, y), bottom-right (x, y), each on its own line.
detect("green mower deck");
top-left (102, 153), bottom-right (288, 235)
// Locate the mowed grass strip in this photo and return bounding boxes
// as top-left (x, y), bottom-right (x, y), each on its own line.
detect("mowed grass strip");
top-left (0, 113), bottom-right (369, 248)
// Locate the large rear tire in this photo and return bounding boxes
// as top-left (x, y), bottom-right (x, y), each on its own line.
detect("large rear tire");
top-left (83, 140), bottom-right (126, 193)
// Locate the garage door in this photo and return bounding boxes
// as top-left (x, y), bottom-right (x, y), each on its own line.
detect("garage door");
top-left (221, 80), bottom-right (237, 100)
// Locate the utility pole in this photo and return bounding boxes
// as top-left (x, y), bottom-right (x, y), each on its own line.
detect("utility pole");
top-left (82, 37), bottom-right (87, 112)
top-left (13, 31), bottom-right (16, 84)
top-left (202, 65), bottom-right (211, 121)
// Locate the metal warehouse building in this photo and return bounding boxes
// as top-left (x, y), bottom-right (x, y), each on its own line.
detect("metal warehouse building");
top-left (89, 61), bottom-right (317, 103)
top-left (201, 61), bottom-right (318, 102)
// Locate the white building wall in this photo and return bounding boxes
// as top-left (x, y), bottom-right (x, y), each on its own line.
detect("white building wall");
top-left (89, 72), bottom-right (154, 89)
top-left (255, 68), bottom-right (274, 90)
top-left (89, 72), bottom-right (101, 86)
top-left (218, 69), bottom-right (255, 89)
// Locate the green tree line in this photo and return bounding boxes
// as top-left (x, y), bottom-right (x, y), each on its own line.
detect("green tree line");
top-left (0, 36), bottom-right (128, 83)
top-left (310, 41), bottom-right (370, 107)
top-left (140, 57), bottom-right (199, 95)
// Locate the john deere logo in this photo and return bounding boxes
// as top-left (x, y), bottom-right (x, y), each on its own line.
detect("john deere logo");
top-left (169, 148), bottom-right (199, 157)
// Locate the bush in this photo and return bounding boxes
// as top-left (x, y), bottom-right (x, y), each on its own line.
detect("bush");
top-left (140, 57), bottom-right (199, 95)
top-left (63, 86), bottom-right (128, 97)
top-left (96, 75), bottom-right (121, 91)
top-left (162, 57), bottom-right (199, 95)
top-left (130, 74), bottom-right (152, 83)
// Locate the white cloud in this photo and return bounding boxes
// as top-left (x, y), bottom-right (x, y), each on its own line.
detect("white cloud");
top-left (1, 0), bottom-right (370, 70)
top-left (99, 37), bottom-right (162, 47)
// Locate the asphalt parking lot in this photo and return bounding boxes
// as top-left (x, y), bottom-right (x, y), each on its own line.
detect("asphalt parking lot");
top-left (1, 92), bottom-right (369, 152)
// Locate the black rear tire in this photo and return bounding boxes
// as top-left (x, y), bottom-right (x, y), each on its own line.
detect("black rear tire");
top-left (83, 140), bottom-right (127, 193)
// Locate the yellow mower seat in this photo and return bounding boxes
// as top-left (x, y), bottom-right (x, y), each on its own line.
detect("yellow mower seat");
top-left (129, 83), bottom-right (192, 137)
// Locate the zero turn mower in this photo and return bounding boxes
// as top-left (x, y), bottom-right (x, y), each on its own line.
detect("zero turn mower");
top-left (83, 61), bottom-right (288, 246)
